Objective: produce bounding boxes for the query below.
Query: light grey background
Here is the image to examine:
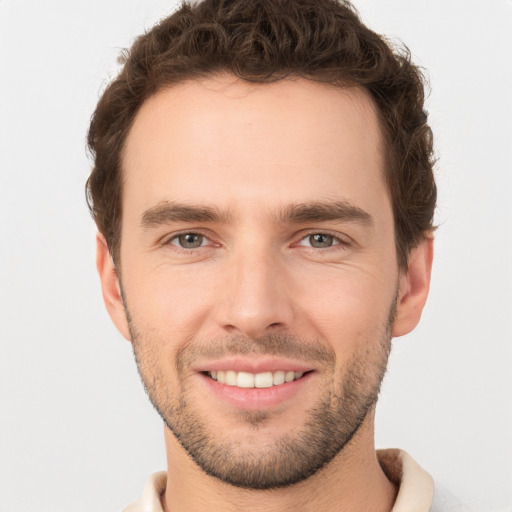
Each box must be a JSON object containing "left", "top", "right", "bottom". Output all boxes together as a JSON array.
[{"left": 0, "top": 1, "right": 510, "bottom": 511}]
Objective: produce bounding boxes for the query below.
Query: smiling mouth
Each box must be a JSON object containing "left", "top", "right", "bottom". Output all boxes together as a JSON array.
[{"left": 205, "top": 370, "right": 309, "bottom": 389}]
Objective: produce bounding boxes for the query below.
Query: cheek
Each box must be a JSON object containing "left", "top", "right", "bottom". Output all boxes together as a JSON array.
[
  {"left": 122, "top": 262, "right": 218, "bottom": 340},
  {"left": 294, "top": 267, "right": 397, "bottom": 353}
]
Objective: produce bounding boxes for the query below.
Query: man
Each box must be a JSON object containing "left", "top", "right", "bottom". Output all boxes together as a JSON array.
[{"left": 86, "top": 0, "right": 467, "bottom": 510}]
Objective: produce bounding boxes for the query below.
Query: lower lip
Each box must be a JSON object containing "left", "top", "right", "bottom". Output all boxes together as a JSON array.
[{"left": 199, "top": 372, "right": 314, "bottom": 410}]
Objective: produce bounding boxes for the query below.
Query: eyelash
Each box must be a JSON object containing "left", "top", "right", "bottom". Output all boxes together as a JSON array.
[
  {"left": 296, "top": 231, "right": 351, "bottom": 250},
  {"left": 164, "top": 231, "right": 214, "bottom": 250}
]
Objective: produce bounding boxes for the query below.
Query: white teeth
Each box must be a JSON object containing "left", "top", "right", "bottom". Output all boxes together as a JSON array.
[
  {"left": 209, "top": 369, "right": 306, "bottom": 388},
  {"left": 273, "top": 370, "right": 285, "bottom": 385},
  {"left": 255, "top": 372, "right": 273, "bottom": 388},
  {"left": 237, "top": 371, "right": 255, "bottom": 388},
  {"left": 225, "top": 370, "right": 237, "bottom": 386}
]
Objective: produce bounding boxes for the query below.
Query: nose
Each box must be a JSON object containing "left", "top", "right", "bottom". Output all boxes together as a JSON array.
[{"left": 216, "top": 248, "right": 294, "bottom": 339}]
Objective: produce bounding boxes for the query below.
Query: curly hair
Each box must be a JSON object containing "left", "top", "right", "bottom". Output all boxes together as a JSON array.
[{"left": 86, "top": 0, "right": 436, "bottom": 269}]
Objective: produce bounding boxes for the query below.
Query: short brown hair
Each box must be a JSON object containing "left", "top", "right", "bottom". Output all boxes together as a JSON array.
[{"left": 86, "top": 0, "right": 436, "bottom": 268}]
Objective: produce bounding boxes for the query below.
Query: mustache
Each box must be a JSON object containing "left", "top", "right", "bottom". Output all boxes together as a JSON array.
[{"left": 176, "top": 333, "right": 336, "bottom": 369}]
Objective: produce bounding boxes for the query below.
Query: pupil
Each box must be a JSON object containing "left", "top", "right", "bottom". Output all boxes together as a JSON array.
[
  {"left": 180, "top": 234, "right": 202, "bottom": 248},
  {"left": 311, "top": 234, "right": 332, "bottom": 248}
]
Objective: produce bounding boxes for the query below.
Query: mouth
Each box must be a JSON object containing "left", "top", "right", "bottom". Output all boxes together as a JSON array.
[
  {"left": 205, "top": 370, "right": 308, "bottom": 389},
  {"left": 195, "top": 358, "right": 316, "bottom": 409}
]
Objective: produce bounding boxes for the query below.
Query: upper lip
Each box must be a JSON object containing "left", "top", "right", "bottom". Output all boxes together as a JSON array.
[{"left": 192, "top": 357, "right": 315, "bottom": 374}]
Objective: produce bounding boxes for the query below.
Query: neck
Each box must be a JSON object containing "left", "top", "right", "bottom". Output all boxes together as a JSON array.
[{"left": 162, "top": 413, "right": 397, "bottom": 512}]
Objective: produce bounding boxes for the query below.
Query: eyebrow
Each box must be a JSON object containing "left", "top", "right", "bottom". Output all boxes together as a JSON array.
[
  {"left": 277, "top": 201, "right": 373, "bottom": 226},
  {"left": 140, "top": 200, "right": 372, "bottom": 229},
  {"left": 140, "top": 201, "right": 233, "bottom": 228}
]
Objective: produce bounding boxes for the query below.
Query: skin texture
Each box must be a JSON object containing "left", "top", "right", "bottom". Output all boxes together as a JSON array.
[{"left": 97, "top": 75, "right": 433, "bottom": 512}]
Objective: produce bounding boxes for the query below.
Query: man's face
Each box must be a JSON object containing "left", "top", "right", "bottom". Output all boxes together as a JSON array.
[{"left": 103, "top": 76, "right": 417, "bottom": 488}]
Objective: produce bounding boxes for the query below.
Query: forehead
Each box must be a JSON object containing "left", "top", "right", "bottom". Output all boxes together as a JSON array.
[{"left": 122, "top": 75, "right": 388, "bottom": 220}]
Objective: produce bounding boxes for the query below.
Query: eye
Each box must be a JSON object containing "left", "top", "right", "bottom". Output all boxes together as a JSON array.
[
  {"left": 298, "top": 233, "right": 340, "bottom": 249},
  {"left": 169, "top": 233, "right": 208, "bottom": 249}
]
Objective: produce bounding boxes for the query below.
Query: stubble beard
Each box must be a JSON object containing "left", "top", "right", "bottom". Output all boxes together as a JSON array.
[{"left": 126, "top": 298, "right": 396, "bottom": 490}]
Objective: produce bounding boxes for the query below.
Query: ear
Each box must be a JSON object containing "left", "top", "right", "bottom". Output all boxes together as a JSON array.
[
  {"left": 393, "top": 236, "right": 434, "bottom": 337},
  {"left": 96, "top": 233, "right": 131, "bottom": 341}
]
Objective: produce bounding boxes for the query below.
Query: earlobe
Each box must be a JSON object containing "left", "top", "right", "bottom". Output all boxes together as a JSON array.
[
  {"left": 96, "top": 233, "right": 132, "bottom": 341},
  {"left": 393, "top": 236, "right": 434, "bottom": 338}
]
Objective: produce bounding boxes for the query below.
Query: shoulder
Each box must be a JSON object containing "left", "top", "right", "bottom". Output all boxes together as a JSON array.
[
  {"left": 377, "top": 449, "right": 473, "bottom": 512},
  {"left": 122, "top": 471, "right": 167, "bottom": 512},
  {"left": 431, "top": 482, "right": 475, "bottom": 512}
]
